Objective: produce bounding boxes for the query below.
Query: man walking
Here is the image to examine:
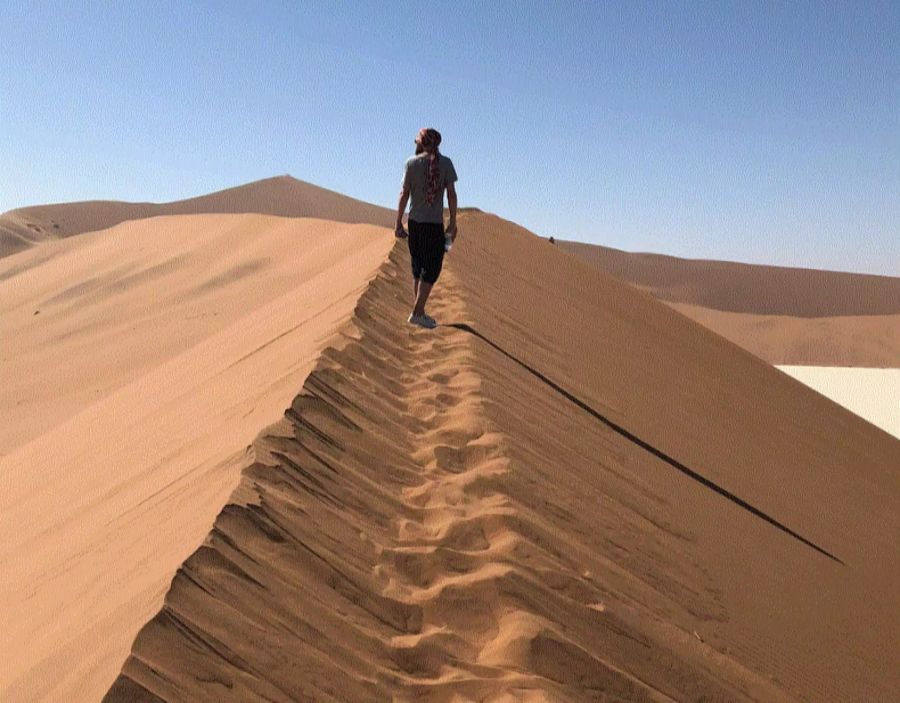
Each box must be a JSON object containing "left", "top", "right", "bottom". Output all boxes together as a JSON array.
[{"left": 395, "top": 127, "right": 458, "bottom": 329}]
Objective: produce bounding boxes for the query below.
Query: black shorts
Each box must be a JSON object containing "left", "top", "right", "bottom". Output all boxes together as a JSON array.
[{"left": 407, "top": 219, "right": 445, "bottom": 284}]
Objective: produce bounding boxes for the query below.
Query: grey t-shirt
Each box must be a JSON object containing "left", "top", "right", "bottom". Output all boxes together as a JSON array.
[{"left": 403, "top": 153, "right": 458, "bottom": 224}]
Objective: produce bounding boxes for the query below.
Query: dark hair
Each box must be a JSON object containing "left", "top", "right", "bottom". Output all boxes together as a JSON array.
[{"left": 416, "top": 127, "right": 442, "bottom": 153}]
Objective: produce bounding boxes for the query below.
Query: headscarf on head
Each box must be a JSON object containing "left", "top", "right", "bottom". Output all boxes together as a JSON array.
[{"left": 416, "top": 128, "right": 442, "bottom": 206}]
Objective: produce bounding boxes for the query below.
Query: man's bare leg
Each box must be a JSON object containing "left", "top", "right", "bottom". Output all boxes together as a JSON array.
[
  {"left": 413, "top": 277, "right": 420, "bottom": 301},
  {"left": 413, "top": 280, "right": 433, "bottom": 317}
]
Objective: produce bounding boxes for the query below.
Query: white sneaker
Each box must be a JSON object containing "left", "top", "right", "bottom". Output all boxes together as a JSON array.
[{"left": 408, "top": 312, "right": 437, "bottom": 329}]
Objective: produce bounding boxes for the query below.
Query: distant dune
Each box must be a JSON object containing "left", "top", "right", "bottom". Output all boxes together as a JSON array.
[
  {"left": 556, "top": 240, "right": 900, "bottom": 316},
  {"left": 0, "top": 175, "right": 395, "bottom": 258},
  {"left": 558, "top": 240, "right": 900, "bottom": 367},
  {"left": 666, "top": 301, "right": 900, "bottom": 368},
  {"left": 2, "top": 185, "right": 898, "bottom": 702}
]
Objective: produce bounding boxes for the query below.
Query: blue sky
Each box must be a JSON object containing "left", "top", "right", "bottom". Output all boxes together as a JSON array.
[{"left": 2, "top": 1, "right": 897, "bottom": 274}]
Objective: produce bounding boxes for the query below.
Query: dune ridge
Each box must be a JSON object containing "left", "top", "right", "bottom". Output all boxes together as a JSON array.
[
  {"left": 103, "top": 212, "right": 899, "bottom": 702},
  {"left": 105, "top": 247, "right": 777, "bottom": 702}
]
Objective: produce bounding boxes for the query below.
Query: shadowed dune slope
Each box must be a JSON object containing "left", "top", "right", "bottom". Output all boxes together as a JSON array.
[
  {"left": 105, "top": 212, "right": 899, "bottom": 702},
  {"left": 0, "top": 214, "right": 394, "bottom": 703},
  {"left": 0, "top": 175, "right": 394, "bottom": 258},
  {"left": 558, "top": 240, "right": 900, "bottom": 367}
]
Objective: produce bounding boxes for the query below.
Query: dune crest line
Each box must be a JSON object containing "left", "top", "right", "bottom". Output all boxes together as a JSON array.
[
  {"left": 100, "top": 209, "right": 900, "bottom": 702},
  {"left": 104, "top": 242, "right": 791, "bottom": 702}
]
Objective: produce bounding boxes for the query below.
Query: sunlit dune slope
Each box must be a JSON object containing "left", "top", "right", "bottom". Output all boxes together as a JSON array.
[
  {"left": 105, "top": 212, "right": 899, "bottom": 702},
  {"left": 0, "top": 213, "right": 393, "bottom": 453},
  {"left": 556, "top": 240, "right": 900, "bottom": 316},
  {"left": 666, "top": 300, "right": 900, "bottom": 367},
  {"left": 0, "top": 175, "right": 394, "bottom": 258},
  {"left": 0, "top": 213, "right": 394, "bottom": 703},
  {"left": 558, "top": 239, "right": 900, "bottom": 367}
]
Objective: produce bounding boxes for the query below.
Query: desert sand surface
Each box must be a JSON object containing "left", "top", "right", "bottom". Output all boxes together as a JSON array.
[
  {"left": 2, "top": 185, "right": 898, "bottom": 702},
  {"left": 558, "top": 239, "right": 900, "bottom": 368},
  {"left": 776, "top": 366, "right": 900, "bottom": 440},
  {"left": 0, "top": 213, "right": 394, "bottom": 701},
  {"left": 80, "top": 209, "right": 898, "bottom": 701},
  {"left": 0, "top": 175, "right": 394, "bottom": 259}
]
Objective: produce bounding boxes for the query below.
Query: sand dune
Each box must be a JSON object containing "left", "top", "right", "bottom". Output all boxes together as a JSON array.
[
  {"left": 667, "top": 301, "right": 900, "bottom": 367},
  {"left": 0, "top": 175, "right": 394, "bottom": 259},
  {"left": 556, "top": 240, "right": 900, "bottom": 316},
  {"left": 558, "top": 240, "right": 900, "bottom": 367},
  {"left": 3, "top": 181, "right": 898, "bottom": 701},
  {"left": 0, "top": 213, "right": 394, "bottom": 702},
  {"left": 89, "top": 211, "right": 899, "bottom": 701}
]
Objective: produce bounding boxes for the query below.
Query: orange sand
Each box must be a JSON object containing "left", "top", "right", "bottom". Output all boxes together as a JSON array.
[
  {"left": 0, "top": 213, "right": 393, "bottom": 701},
  {"left": 1, "top": 186, "right": 897, "bottom": 702}
]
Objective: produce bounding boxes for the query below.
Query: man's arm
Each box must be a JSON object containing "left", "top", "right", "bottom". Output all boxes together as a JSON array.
[
  {"left": 396, "top": 184, "right": 410, "bottom": 237},
  {"left": 446, "top": 181, "right": 458, "bottom": 239}
]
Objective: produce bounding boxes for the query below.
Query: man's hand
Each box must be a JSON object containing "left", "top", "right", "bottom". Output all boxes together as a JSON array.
[
  {"left": 396, "top": 184, "right": 411, "bottom": 238},
  {"left": 446, "top": 221, "right": 458, "bottom": 242}
]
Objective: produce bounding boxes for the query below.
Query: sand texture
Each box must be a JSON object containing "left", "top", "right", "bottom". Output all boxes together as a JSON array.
[
  {"left": 77, "top": 211, "right": 900, "bottom": 701},
  {"left": 0, "top": 176, "right": 394, "bottom": 259},
  {"left": 0, "top": 213, "right": 394, "bottom": 701},
  {"left": 558, "top": 240, "right": 900, "bottom": 367}
]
